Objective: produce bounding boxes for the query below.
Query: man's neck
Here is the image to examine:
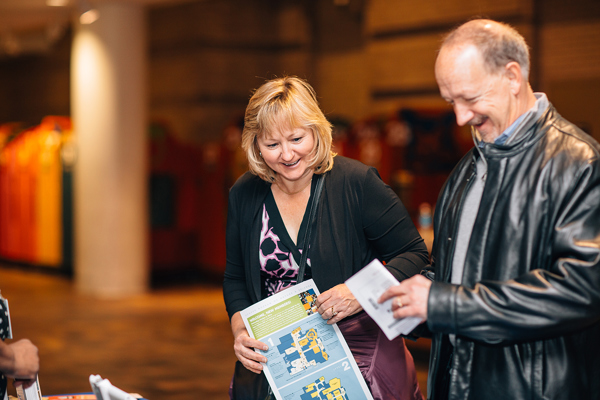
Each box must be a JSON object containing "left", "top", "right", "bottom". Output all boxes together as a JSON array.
[{"left": 522, "top": 85, "right": 538, "bottom": 115}]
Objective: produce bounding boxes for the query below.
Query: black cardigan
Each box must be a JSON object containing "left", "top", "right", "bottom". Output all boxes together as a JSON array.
[{"left": 223, "top": 156, "right": 429, "bottom": 319}]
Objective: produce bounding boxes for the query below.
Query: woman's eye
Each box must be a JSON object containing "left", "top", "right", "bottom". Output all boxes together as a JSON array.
[
  {"left": 266, "top": 143, "right": 277, "bottom": 148},
  {"left": 292, "top": 137, "right": 302, "bottom": 143}
]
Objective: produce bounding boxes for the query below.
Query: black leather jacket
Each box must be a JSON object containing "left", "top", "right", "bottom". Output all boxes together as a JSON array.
[{"left": 426, "top": 105, "right": 600, "bottom": 400}]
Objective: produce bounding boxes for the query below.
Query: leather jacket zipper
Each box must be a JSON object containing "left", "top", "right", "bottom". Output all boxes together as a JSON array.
[{"left": 442, "top": 158, "right": 477, "bottom": 283}]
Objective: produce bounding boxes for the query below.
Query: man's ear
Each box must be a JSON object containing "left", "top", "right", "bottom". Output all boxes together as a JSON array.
[{"left": 504, "top": 61, "right": 523, "bottom": 95}]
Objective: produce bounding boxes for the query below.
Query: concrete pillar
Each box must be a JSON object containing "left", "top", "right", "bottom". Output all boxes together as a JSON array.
[{"left": 71, "top": 1, "right": 148, "bottom": 296}]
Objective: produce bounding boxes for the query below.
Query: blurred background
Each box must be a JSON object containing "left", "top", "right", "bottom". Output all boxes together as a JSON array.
[{"left": 0, "top": 0, "right": 598, "bottom": 399}]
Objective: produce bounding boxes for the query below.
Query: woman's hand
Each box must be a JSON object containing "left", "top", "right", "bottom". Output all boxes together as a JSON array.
[
  {"left": 231, "top": 312, "right": 269, "bottom": 374},
  {"left": 316, "top": 284, "right": 362, "bottom": 325}
]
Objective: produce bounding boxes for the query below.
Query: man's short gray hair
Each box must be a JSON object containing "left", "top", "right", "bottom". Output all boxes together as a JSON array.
[{"left": 442, "top": 19, "right": 531, "bottom": 81}]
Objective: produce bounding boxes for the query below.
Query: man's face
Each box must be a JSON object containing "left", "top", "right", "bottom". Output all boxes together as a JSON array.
[{"left": 435, "top": 45, "right": 517, "bottom": 143}]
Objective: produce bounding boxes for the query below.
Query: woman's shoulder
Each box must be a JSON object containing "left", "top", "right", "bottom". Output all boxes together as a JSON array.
[
  {"left": 230, "top": 171, "right": 270, "bottom": 199},
  {"left": 330, "top": 155, "right": 374, "bottom": 175},
  {"left": 232, "top": 170, "right": 261, "bottom": 187},
  {"left": 329, "top": 156, "right": 380, "bottom": 183}
]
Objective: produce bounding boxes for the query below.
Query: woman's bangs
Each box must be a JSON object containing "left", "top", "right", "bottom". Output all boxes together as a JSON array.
[{"left": 259, "top": 102, "right": 304, "bottom": 136}]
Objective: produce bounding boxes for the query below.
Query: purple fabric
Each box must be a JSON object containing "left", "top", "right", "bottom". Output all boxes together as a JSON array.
[
  {"left": 259, "top": 204, "right": 307, "bottom": 296},
  {"left": 338, "top": 311, "right": 424, "bottom": 400}
]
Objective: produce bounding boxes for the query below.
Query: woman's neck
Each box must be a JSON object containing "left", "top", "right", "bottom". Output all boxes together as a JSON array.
[{"left": 273, "top": 172, "right": 314, "bottom": 196}]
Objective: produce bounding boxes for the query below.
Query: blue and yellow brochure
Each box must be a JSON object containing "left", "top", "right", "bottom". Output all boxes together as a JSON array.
[{"left": 241, "top": 279, "right": 373, "bottom": 400}]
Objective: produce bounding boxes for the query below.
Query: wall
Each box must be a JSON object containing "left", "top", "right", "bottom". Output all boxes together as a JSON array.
[
  {"left": 0, "top": 0, "right": 598, "bottom": 275},
  {"left": 539, "top": 0, "right": 600, "bottom": 139},
  {"left": 148, "top": 0, "right": 313, "bottom": 144},
  {"left": 314, "top": 0, "right": 600, "bottom": 140},
  {"left": 0, "top": 0, "right": 598, "bottom": 141},
  {"left": 0, "top": 31, "right": 71, "bottom": 126},
  {"left": 317, "top": 0, "right": 536, "bottom": 121}
]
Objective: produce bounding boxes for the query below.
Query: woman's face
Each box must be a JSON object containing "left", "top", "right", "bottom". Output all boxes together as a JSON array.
[{"left": 256, "top": 126, "right": 315, "bottom": 183}]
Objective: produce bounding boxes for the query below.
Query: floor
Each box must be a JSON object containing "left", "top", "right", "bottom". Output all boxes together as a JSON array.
[{"left": 0, "top": 266, "right": 430, "bottom": 400}]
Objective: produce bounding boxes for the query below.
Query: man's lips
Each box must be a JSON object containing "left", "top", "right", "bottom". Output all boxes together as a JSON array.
[{"left": 470, "top": 115, "right": 488, "bottom": 127}]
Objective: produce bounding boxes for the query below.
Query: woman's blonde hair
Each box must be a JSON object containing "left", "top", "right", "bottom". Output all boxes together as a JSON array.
[{"left": 242, "top": 76, "right": 335, "bottom": 182}]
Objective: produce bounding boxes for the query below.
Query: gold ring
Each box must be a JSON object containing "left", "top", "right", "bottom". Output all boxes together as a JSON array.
[
  {"left": 331, "top": 306, "right": 338, "bottom": 317},
  {"left": 397, "top": 298, "right": 404, "bottom": 308}
]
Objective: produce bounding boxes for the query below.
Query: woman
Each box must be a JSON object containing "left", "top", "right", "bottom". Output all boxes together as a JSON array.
[{"left": 224, "top": 76, "right": 428, "bottom": 400}]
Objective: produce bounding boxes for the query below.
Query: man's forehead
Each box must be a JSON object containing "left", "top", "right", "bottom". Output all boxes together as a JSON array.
[
  {"left": 439, "top": 43, "right": 483, "bottom": 67},
  {"left": 437, "top": 45, "right": 487, "bottom": 83},
  {"left": 436, "top": 51, "right": 490, "bottom": 100}
]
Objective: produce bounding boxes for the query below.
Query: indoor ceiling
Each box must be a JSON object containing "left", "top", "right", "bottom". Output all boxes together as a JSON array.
[{"left": 0, "top": 0, "right": 196, "bottom": 57}]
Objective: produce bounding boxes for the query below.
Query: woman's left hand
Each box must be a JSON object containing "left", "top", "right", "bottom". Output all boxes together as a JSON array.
[{"left": 316, "top": 284, "right": 362, "bottom": 325}]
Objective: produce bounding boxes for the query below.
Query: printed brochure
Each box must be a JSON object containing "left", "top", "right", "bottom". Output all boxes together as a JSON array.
[
  {"left": 345, "top": 259, "right": 421, "bottom": 341},
  {"left": 240, "top": 279, "right": 373, "bottom": 400}
]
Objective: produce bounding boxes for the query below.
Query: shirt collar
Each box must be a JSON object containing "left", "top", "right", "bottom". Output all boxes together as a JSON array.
[
  {"left": 476, "top": 93, "right": 549, "bottom": 148},
  {"left": 494, "top": 93, "right": 549, "bottom": 146}
]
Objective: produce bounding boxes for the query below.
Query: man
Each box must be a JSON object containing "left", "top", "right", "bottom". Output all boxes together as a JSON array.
[{"left": 380, "top": 19, "right": 600, "bottom": 400}]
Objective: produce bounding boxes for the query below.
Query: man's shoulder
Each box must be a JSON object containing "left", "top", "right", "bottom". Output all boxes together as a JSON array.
[
  {"left": 551, "top": 113, "right": 600, "bottom": 156},
  {"left": 545, "top": 107, "right": 600, "bottom": 161}
]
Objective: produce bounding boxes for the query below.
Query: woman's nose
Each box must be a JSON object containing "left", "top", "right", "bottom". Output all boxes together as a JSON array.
[{"left": 280, "top": 144, "right": 294, "bottom": 161}]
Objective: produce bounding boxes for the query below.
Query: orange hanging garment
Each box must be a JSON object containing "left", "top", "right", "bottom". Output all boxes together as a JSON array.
[{"left": 35, "top": 116, "right": 70, "bottom": 267}]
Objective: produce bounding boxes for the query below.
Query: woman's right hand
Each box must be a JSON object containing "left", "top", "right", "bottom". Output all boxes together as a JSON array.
[{"left": 231, "top": 312, "right": 269, "bottom": 374}]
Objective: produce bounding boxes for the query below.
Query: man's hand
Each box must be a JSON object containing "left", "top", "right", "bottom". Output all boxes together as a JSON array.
[{"left": 378, "top": 275, "right": 432, "bottom": 322}]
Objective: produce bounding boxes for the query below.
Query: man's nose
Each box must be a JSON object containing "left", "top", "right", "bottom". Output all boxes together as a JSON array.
[{"left": 454, "top": 103, "right": 474, "bottom": 126}]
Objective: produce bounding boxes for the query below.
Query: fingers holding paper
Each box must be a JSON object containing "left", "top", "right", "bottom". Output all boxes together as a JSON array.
[
  {"left": 4, "top": 339, "right": 39, "bottom": 383},
  {"left": 378, "top": 275, "right": 432, "bottom": 322},
  {"left": 316, "top": 284, "right": 363, "bottom": 325},
  {"left": 231, "top": 312, "right": 269, "bottom": 373}
]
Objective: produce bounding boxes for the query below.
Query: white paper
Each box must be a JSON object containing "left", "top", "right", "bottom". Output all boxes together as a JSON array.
[
  {"left": 16, "top": 377, "right": 42, "bottom": 400},
  {"left": 345, "top": 259, "right": 421, "bottom": 340},
  {"left": 240, "top": 279, "right": 374, "bottom": 400}
]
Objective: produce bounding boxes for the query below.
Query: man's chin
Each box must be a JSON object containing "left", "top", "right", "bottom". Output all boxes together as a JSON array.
[
  {"left": 480, "top": 132, "right": 500, "bottom": 143},
  {"left": 473, "top": 127, "right": 498, "bottom": 143}
]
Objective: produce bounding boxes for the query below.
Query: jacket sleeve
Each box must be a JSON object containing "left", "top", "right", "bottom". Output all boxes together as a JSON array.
[
  {"left": 428, "top": 158, "right": 600, "bottom": 344},
  {"left": 223, "top": 184, "right": 254, "bottom": 321},
  {"left": 361, "top": 167, "right": 430, "bottom": 281}
]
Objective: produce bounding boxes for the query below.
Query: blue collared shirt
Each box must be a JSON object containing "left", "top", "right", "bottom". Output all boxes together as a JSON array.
[
  {"left": 478, "top": 93, "right": 549, "bottom": 147},
  {"left": 494, "top": 113, "right": 528, "bottom": 145}
]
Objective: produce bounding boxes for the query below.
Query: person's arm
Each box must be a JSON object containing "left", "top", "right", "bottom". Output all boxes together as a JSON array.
[
  {"left": 426, "top": 158, "right": 600, "bottom": 344},
  {"left": 362, "top": 167, "right": 430, "bottom": 280},
  {"left": 230, "top": 312, "right": 268, "bottom": 374},
  {"left": 316, "top": 283, "right": 362, "bottom": 325},
  {"left": 0, "top": 339, "right": 39, "bottom": 387},
  {"left": 223, "top": 183, "right": 254, "bottom": 320},
  {"left": 223, "top": 179, "right": 270, "bottom": 371},
  {"left": 317, "top": 166, "right": 429, "bottom": 325}
]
